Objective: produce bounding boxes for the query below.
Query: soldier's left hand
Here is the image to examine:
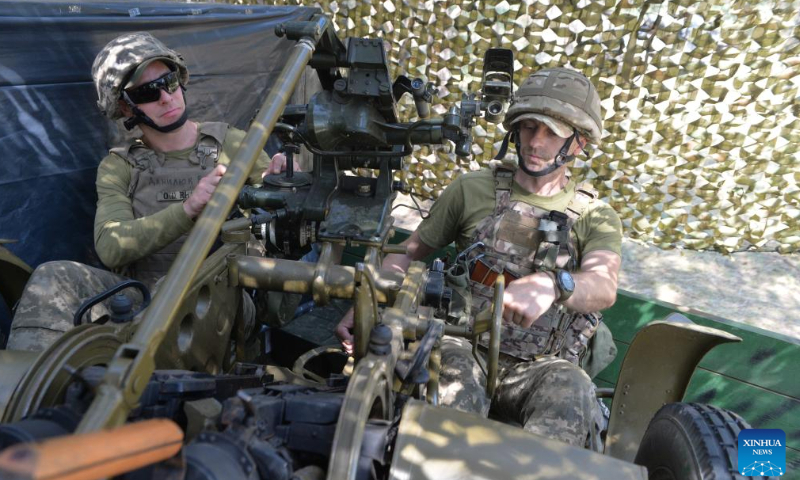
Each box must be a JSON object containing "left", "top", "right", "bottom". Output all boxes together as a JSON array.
[{"left": 501, "top": 272, "right": 558, "bottom": 328}]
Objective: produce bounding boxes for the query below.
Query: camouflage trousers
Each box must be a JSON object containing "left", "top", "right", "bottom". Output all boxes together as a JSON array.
[
  {"left": 7, "top": 261, "right": 141, "bottom": 351},
  {"left": 7, "top": 260, "right": 257, "bottom": 353},
  {"left": 438, "top": 336, "right": 597, "bottom": 448}
]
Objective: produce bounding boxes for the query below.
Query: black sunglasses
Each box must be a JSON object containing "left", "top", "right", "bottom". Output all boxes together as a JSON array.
[{"left": 124, "top": 70, "right": 181, "bottom": 104}]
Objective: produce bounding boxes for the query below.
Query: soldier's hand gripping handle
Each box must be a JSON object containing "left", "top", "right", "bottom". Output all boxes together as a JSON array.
[{"left": 183, "top": 164, "right": 227, "bottom": 219}]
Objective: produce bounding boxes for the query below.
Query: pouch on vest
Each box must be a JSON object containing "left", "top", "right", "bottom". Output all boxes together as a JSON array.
[
  {"left": 580, "top": 319, "right": 617, "bottom": 379},
  {"left": 533, "top": 211, "right": 570, "bottom": 271}
]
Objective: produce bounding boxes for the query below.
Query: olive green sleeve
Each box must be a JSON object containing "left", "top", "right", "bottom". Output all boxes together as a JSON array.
[
  {"left": 221, "top": 127, "right": 271, "bottom": 185},
  {"left": 417, "top": 176, "right": 467, "bottom": 250},
  {"left": 573, "top": 201, "right": 623, "bottom": 259},
  {"left": 93, "top": 154, "right": 195, "bottom": 269}
]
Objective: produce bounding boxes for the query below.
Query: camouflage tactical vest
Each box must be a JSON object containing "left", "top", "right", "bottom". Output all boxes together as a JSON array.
[
  {"left": 110, "top": 122, "right": 228, "bottom": 287},
  {"left": 468, "top": 165, "right": 602, "bottom": 364}
]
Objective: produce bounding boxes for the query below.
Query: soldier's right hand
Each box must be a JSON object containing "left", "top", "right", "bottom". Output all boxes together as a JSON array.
[
  {"left": 264, "top": 152, "right": 302, "bottom": 177},
  {"left": 183, "top": 164, "right": 226, "bottom": 219},
  {"left": 335, "top": 308, "right": 355, "bottom": 356}
]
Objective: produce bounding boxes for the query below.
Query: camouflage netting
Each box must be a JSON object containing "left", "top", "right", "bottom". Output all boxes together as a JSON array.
[{"left": 231, "top": 0, "right": 800, "bottom": 253}]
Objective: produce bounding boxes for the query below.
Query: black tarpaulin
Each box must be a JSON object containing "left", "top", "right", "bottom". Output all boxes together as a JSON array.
[{"left": 0, "top": 0, "right": 316, "bottom": 270}]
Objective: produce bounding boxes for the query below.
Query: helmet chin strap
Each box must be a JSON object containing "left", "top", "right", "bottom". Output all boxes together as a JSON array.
[
  {"left": 517, "top": 131, "right": 576, "bottom": 177},
  {"left": 494, "top": 125, "right": 591, "bottom": 177},
  {"left": 507, "top": 126, "right": 580, "bottom": 178},
  {"left": 122, "top": 88, "right": 189, "bottom": 133}
]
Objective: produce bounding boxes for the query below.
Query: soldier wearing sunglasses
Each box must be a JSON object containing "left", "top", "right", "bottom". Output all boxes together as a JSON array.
[
  {"left": 6, "top": 32, "right": 278, "bottom": 352},
  {"left": 88, "top": 31, "right": 282, "bottom": 287}
]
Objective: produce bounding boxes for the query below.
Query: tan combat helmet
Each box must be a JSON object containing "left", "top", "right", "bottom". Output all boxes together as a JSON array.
[
  {"left": 504, "top": 67, "right": 602, "bottom": 144},
  {"left": 91, "top": 32, "right": 188, "bottom": 121}
]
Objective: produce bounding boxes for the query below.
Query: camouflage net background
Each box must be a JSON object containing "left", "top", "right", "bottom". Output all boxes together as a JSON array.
[{"left": 235, "top": 0, "right": 800, "bottom": 253}]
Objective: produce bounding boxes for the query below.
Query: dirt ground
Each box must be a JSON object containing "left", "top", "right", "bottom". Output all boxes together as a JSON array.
[
  {"left": 618, "top": 238, "right": 800, "bottom": 341},
  {"left": 391, "top": 194, "right": 800, "bottom": 342}
]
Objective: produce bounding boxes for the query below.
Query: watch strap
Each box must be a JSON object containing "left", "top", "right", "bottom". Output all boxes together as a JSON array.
[{"left": 544, "top": 271, "right": 561, "bottom": 302}]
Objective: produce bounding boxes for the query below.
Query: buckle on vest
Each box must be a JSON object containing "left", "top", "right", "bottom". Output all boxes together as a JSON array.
[
  {"left": 196, "top": 145, "right": 218, "bottom": 169},
  {"left": 455, "top": 241, "right": 485, "bottom": 266}
]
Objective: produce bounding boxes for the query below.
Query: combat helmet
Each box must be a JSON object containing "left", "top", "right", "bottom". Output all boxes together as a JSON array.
[
  {"left": 504, "top": 68, "right": 602, "bottom": 143},
  {"left": 91, "top": 32, "right": 189, "bottom": 131},
  {"left": 495, "top": 67, "right": 602, "bottom": 177}
]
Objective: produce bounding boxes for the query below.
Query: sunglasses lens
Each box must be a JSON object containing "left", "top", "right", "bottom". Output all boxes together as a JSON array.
[
  {"left": 164, "top": 71, "right": 180, "bottom": 93},
  {"left": 125, "top": 71, "right": 180, "bottom": 104}
]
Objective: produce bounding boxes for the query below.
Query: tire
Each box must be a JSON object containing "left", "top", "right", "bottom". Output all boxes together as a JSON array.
[{"left": 634, "top": 402, "right": 770, "bottom": 480}]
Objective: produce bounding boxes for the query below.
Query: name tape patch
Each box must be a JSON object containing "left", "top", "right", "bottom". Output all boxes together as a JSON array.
[{"left": 158, "top": 190, "right": 193, "bottom": 202}]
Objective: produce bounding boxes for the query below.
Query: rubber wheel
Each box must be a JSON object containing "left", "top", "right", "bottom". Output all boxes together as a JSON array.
[{"left": 635, "top": 403, "right": 764, "bottom": 480}]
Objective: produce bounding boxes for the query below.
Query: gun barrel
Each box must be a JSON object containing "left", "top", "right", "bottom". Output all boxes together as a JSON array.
[
  {"left": 230, "top": 255, "right": 402, "bottom": 305},
  {"left": 384, "top": 121, "right": 444, "bottom": 146}
]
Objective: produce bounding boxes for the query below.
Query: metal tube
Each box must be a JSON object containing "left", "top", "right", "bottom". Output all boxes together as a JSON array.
[
  {"left": 77, "top": 38, "right": 317, "bottom": 434},
  {"left": 221, "top": 217, "right": 251, "bottom": 233},
  {"left": 363, "top": 246, "right": 380, "bottom": 268},
  {"left": 427, "top": 346, "right": 440, "bottom": 406},
  {"left": 381, "top": 244, "right": 407, "bottom": 255},
  {"left": 312, "top": 242, "right": 333, "bottom": 306},
  {"left": 232, "top": 256, "right": 401, "bottom": 305}
]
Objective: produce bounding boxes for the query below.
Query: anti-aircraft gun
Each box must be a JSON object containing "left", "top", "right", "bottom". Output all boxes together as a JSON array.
[
  {"left": 0, "top": 12, "right": 750, "bottom": 480},
  {"left": 234, "top": 25, "right": 514, "bottom": 261}
]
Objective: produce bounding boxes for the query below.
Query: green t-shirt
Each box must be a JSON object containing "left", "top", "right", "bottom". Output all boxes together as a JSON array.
[
  {"left": 94, "top": 125, "right": 269, "bottom": 269},
  {"left": 417, "top": 169, "right": 622, "bottom": 262}
]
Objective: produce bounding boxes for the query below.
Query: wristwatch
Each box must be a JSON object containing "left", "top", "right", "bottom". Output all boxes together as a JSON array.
[{"left": 553, "top": 269, "right": 575, "bottom": 302}]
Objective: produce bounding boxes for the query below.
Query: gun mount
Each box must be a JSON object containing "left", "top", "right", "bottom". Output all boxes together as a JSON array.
[{"left": 237, "top": 30, "right": 513, "bottom": 258}]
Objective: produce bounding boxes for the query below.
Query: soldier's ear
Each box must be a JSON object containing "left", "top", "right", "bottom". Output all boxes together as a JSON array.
[
  {"left": 573, "top": 135, "right": 590, "bottom": 156},
  {"left": 119, "top": 99, "right": 133, "bottom": 118}
]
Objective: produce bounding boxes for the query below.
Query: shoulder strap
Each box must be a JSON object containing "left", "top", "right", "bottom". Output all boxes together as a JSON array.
[
  {"left": 199, "top": 121, "right": 229, "bottom": 143},
  {"left": 110, "top": 140, "right": 158, "bottom": 198},
  {"left": 490, "top": 163, "right": 514, "bottom": 213},
  {"left": 193, "top": 122, "right": 229, "bottom": 169},
  {"left": 558, "top": 182, "right": 598, "bottom": 271},
  {"left": 565, "top": 182, "right": 598, "bottom": 223},
  {"left": 110, "top": 141, "right": 158, "bottom": 170}
]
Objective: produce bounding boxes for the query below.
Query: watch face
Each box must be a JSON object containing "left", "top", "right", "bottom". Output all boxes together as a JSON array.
[{"left": 558, "top": 270, "right": 575, "bottom": 292}]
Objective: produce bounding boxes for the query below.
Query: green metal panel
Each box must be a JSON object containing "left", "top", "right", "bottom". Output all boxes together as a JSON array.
[
  {"left": 603, "top": 291, "right": 800, "bottom": 400},
  {"left": 686, "top": 369, "right": 800, "bottom": 449},
  {"left": 788, "top": 450, "right": 800, "bottom": 480}
]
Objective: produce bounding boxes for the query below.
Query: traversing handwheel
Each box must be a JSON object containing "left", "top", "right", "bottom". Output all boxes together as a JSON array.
[
  {"left": 292, "top": 345, "right": 350, "bottom": 384},
  {"left": 472, "top": 275, "right": 503, "bottom": 398},
  {"left": 486, "top": 275, "right": 503, "bottom": 398},
  {"left": 327, "top": 356, "right": 393, "bottom": 480}
]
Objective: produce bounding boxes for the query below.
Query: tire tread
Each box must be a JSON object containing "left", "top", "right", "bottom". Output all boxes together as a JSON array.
[{"left": 635, "top": 402, "right": 775, "bottom": 480}]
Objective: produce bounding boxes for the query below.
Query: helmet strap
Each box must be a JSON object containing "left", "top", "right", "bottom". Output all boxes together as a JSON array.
[
  {"left": 121, "top": 88, "right": 189, "bottom": 133},
  {"left": 516, "top": 128, "right": 579, "bottom": 178},
  {"left": 494, "top": 130, "right": 515, "bottom": 160}
]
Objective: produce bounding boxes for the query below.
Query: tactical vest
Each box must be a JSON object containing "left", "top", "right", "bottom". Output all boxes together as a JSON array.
[
  {"left": 110, "top": 122, "right": 228, "bottom": 287},
  {"left": 467, "top": 165, "right": 602, "bottom": 364}
]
